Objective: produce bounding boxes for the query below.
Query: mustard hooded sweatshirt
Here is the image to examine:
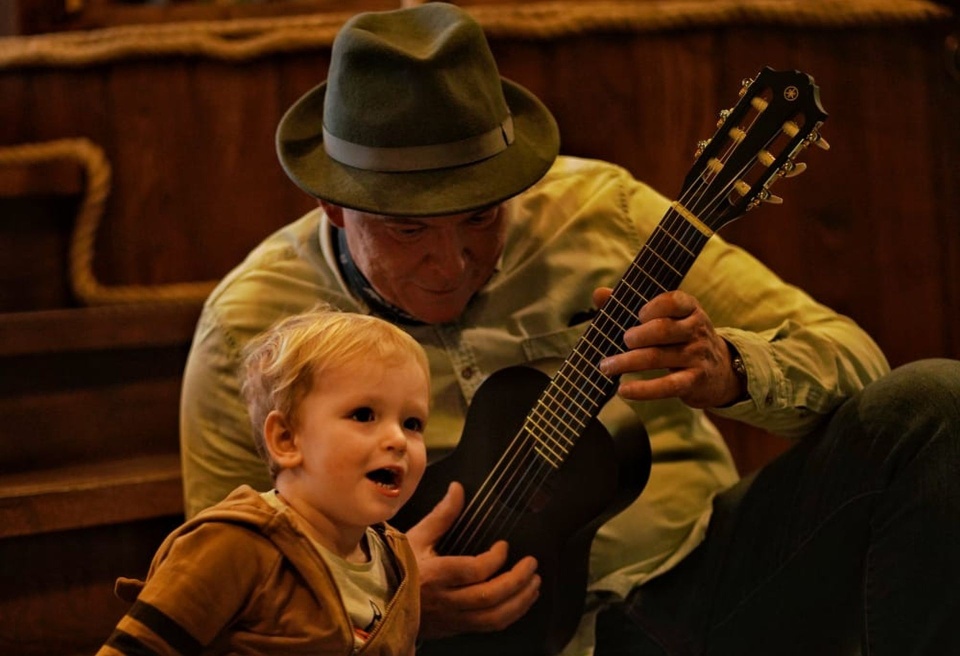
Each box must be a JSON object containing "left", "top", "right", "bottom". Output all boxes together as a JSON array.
[{"left": 97, "top": 485, "right": 420, "bottom": 655}]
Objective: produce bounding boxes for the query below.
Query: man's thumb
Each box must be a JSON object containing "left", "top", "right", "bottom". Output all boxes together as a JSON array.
[{"left": 406, "top": 481, "right": 464, "bottom": 549}]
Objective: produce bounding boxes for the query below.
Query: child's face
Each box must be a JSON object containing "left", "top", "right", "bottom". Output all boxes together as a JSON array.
[{"left": 288, "top": 353, "right": 429, "bottom": 536}]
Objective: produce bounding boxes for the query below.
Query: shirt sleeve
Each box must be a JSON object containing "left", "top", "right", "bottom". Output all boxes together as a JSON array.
[
  {"left": 96, "top": 523, "right": 266, "bottom": 655},
  {"left": 614, "top": 165, "right": 889, "bottom": 437},
  {"left": 664, "top": 200, "right": 889, "bottom": 437},
  {"left": 180, "top": 307, "right": 273, "bottom": 518}
]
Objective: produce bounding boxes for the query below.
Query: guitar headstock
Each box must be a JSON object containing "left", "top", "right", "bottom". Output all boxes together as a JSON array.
[{"left": 680, "top": 67, "right": 828, "bottom": 234}]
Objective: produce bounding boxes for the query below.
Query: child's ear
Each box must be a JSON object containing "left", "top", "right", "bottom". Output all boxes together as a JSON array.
[{"left": 264, "top": 410, "right": 302, "bottom": 469}]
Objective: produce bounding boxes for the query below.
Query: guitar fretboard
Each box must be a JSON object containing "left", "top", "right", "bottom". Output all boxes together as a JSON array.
[{"left": 525, "top": 209, "right": 712, "bottom": 467}]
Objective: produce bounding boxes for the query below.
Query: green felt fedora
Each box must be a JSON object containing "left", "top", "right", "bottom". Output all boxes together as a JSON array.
[{"left": 276, "top": 2, "right": 560, "bottom": 217}]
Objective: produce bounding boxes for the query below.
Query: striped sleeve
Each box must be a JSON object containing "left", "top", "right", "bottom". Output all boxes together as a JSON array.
[{"left": 97, "top": 599, "right": 202, "bottom": 655}]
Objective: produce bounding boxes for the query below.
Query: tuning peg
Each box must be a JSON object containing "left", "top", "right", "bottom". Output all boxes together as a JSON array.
[
  {"left": 716, "top": 109, "right": 731, "bottom": 128},
  {"left": 695, "top": 139, "right": 710, "bottom": 158},
  {"left": 759, "top": 188, "right": 783, "bottom": 204},
  {"left": 779, "top": 160, "right": 807, "bottom": 178},
  {"left": 807, "top": 130, "right": 830, "bottom": 151}
]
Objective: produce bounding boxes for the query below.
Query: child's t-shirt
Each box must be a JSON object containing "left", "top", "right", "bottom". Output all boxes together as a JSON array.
[{"left": 261, "top": 490, "right": 399, "bottom": 649}]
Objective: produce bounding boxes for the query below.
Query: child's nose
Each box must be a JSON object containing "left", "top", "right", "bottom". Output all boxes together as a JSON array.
[{"left": 382, "top": 424, "right": 408, "bottom": 453}]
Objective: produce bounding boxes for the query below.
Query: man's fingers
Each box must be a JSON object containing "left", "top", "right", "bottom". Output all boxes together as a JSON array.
[
  {"left": 418, "top": 550, "right": 541, "bottom": 639},
  {"left": 592, "top": 286, "right": 613, "bottom": 309},
  {"left": 446, "top": 553, "right": 540, "bottom": 611}
]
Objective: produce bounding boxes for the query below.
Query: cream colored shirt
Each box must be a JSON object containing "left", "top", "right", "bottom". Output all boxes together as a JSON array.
[{"left": 180, "top": 156, "right": 889, "bottom": 653}]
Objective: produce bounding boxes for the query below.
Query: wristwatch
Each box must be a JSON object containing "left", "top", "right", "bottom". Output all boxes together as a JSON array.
[
  {"left": 726, "top": 341, "right": 749, "bottom": 403},
  {"left": 731, "top": 353, "right": 747, "bottom": 381}
]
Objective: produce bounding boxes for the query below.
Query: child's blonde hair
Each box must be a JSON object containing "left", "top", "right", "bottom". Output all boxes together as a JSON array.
[{"left": 240, "top": 306, "right": 430, "bottom": 478}]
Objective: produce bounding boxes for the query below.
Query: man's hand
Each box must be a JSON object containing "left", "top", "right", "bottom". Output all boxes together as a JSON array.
[
  {"left": 404, "top": 482, "right": 541, "bottom": 639},
  {"left": 594, "top": 288, "right": 744, "bottom": 408}
]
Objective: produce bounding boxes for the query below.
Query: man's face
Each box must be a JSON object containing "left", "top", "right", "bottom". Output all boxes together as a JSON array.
[{"left": 323, "top": 202, "right": 507, "bottom": 324}]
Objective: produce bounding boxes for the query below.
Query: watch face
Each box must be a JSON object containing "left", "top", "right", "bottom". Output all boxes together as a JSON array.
[{"left": 733, "top": 357, "right": 747, "bottom": 377}]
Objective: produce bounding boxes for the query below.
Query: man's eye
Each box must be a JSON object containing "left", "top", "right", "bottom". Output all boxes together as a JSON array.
[
  {"left": 351, "top": 407, "right": 375, "bottom": 422},
  {"left": 388, "top": 224, "right": 424, "bottom": 238},
  {"left": 403, "top": 417, "right": 424, "bottom": 433},
  {"left": 468, "top": 208, "right": 499, "bottom": 227}
]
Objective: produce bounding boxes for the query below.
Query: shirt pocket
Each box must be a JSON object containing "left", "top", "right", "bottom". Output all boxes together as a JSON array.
[{"left": 520, "top": 322, "right": 591, "bottom": 363}]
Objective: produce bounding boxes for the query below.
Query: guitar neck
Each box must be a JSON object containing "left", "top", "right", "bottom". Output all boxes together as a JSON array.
[{"left": 524, "top": 208, "right": 712, "bottom": 467}]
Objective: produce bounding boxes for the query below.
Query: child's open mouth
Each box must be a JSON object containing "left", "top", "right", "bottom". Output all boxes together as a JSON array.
[{"left": 366, "top": 467, "right": 402, "bottom": 491}]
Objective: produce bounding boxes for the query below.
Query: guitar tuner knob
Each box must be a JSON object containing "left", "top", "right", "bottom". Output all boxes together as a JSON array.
[
  {"left": 695, "top": 140, "right": 709, "bottom": 158},
  {"left": 779, "top": 161, "right": 807, "bottom": 178},
  {"left": 716, "top": 109, "right": 731, "bottom": 127},
  {"left": 758, "top": 188, "right": 784, "bottom": 205},
  {"left": 807, "top": 131, "right": 831, "bottom": 151}
]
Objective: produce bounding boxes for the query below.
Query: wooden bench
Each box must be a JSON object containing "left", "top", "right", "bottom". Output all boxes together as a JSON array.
[{"left": 0, "top": 305, "right": 197, "bottom": 654}]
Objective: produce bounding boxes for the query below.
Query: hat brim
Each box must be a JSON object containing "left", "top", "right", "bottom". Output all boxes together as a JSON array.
[{"left": 276, "top": 79, "right": 560, "bottom": 217}]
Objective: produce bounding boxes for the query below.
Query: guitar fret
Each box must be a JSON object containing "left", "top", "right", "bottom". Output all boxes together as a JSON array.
[
  {"left": 530, "top": 394, "right": 583, "bottom": 439},
  {"left": 581, "top": 324, "right": 624, "bottom": 357},
  {"left": 639, "top": 240, "right": 684, "bottom": 278},
  {"left": 541, "top": 383, "right": 595, "bottom": 428},
  {"left": 524, "top": 425, "right": 566, "bottom": 468},
  {"left": 597, "top": 308, "right": 632, "bottom": 335},
  {"left": 647, "top": 215, "right": 697, "bottom": 257},
  {"left": 606, "top": 293, "right": 643, "bottom": 320},
  {"left": 526, "top": 412, "right": 575, "bottom": 446},
  {"left": 557, "top": 362, "right": 606, "bottom": 398},
  {"left": 612, "top": 279, "right": 649, "bottom": 317},
  {"left": 530, "top": 404, "right": 581, "bottom": 442},
  {"left": 623, "top": 262, "right": 669, "bottom": 295}
]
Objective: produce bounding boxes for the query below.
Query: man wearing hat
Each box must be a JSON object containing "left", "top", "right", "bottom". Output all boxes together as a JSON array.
[{"left": 181, "top": 3, "right": 960, "bottom": 654}]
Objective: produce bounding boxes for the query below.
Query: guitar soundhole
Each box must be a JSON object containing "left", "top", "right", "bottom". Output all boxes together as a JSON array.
[{"left": 527, "top": 485, "right": 551, "bottom": 513}]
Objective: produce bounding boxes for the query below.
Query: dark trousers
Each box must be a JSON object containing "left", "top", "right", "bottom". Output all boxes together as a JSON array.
[{"left": 595, "top": 358, "right": 960, "bottom": 656}]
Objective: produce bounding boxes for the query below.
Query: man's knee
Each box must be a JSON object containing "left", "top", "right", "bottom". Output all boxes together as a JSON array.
[
  {"left": 857, "top": 358, "right": 960, "bottom": 425},
  {"left": 837, "top": 358, "right": 960, "bottom": 468}
]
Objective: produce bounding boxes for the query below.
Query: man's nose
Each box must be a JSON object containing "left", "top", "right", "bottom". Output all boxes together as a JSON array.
[{"left": 427, "top": 229, "right": 468, "bottom": 278}]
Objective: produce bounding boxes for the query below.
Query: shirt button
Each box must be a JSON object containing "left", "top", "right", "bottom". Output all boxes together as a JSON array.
[{"left": 461, "top": 367, "right": 475, "bottom": 380}]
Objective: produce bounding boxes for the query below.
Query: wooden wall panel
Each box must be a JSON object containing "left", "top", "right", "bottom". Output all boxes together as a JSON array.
[
  {"left": 3, "top": 10, "right": 955, "bottom": 363},
  {"left": 710, "top": 26, "right": 960, "bottom": 367}
]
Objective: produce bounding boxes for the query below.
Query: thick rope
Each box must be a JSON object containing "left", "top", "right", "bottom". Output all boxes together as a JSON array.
[
  {"left": 0, "top": 139, "right": 215, "bottom": 305},
  {"left": 0, "top": 0, "right": 952, "bottom": 69}
]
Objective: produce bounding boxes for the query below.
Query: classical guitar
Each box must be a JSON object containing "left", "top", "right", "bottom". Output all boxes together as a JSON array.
[{"left": 392, "top": 67, "right": 829, "bottom": 655}]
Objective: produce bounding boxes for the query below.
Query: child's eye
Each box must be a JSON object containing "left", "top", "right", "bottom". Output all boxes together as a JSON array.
[
  {"left": 351, "top": 407, "right": 375, "bottom": 422},
  {"left": 403, "top": 417, "right": 424, "bottom": 433}
]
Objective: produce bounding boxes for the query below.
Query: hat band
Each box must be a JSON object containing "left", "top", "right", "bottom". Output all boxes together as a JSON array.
[{"left": 322, "top": 115, "right": 515, "bottom": 172}]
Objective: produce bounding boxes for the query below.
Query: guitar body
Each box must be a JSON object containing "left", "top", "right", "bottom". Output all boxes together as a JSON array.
[{"left": 392, "top": 365, "right": 651, "bottom": 656}]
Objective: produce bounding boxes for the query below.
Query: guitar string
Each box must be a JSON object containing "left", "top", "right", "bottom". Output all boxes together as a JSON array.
[{"left": 439, "top": 93, "right": 792, "bottom": 556}]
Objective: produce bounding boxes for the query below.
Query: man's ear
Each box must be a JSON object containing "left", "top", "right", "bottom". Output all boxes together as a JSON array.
[
  {"left": 319, "top": 200, "right": 345, "bottom": 228},
  {"left": 264, "top": 410, "right": 302, "bottom": 470}
]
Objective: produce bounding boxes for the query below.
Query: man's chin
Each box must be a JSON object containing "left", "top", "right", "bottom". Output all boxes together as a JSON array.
[
  {"left": 402, "top": 296, "right": 470, "bottom": 325},
  {"left": 411, "top": 308, "right": 466, "bottom": 325}
]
